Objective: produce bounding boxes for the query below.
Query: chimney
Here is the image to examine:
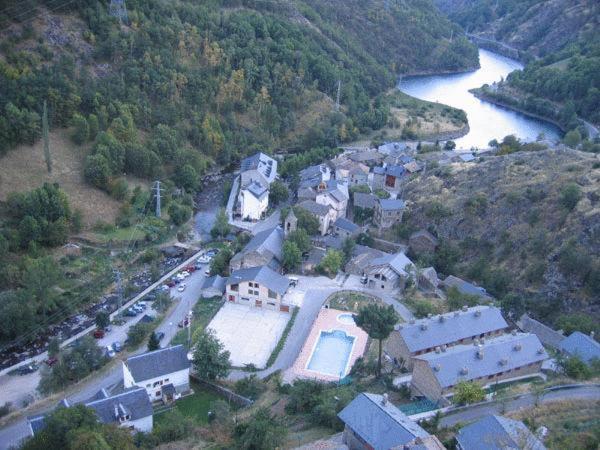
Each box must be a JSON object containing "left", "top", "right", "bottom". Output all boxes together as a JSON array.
[
  {"left": 511, "top": 329, "right": 517, "bottom": 336},
  {"left": 591, "top": 331, "right": 595, "bottom": 339},
  {"left": 420, "top": 323, "right": 428, "bottom": 331},
  {"left": 513, "top": 343, "right": 522, "bottom": 352},
  {"left": 441, "top": 344, "right": 447, "bottom": 352},
  {"left": 462, "top": 305, "right": 468, "bottom": 312},
  {"left": 433, "top": 364, "right": 441, "bottom": 372},
  {"left": 409, "top": 318, "right": 416, "bottom": 325},
  {"left": 439, "top": 315, "right": 445, "bottom": 323},
  {"left": 435, "top": 346, "right": 441, "bottom": 353},
  {"left": 454, "top": 311, "right": 460, "bottom": 317},
  {"left": 499, "top": 358, "right": 508, "bottom": 366},
  {"left": 474, "top": 310, "right": 482, "bottom": 317},
  {"left": 473, "top": 338, "right": 480, "bottom": 346},
  {"left": 427, "top": 313, "right": 433, "bottom": 319},
  {"left": 382, "top": 393, "right": 389, "bottom": 405},
  {"left": 476, "top": 349, "right": 484, "bottom": 359},
  {"left": 537, "top": 348, "right": 545, "bottom": 355},
  {"left": 460, "top": 367, "right": 469, "bottom": 375}
]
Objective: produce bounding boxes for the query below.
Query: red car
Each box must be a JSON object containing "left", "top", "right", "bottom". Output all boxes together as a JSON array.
[
  {"left": 93, "top": 329, "right": 105, "bottom": 339},
  {"left": 45, "top": 357, "right": 58, "bottom": 367},
  {"left": 166, "top": 280, "right": 176, "bottom": 288},
  {"left": 186, "top": 266, "right": 197, "bottom": 273}
]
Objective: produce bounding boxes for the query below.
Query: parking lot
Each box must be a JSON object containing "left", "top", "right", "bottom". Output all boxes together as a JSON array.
[{"left": 207, "top": 303, "right": 290, "bottom": 368}]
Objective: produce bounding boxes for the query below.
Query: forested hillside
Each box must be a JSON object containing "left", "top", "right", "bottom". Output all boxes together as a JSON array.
[{"left": 0, "top": 0, "right": 477, "bottom": 181}]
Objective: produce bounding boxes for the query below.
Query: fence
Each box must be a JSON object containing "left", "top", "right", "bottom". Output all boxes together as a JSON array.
[{"left": 190, "top": 374, "right": 254, "bottom": 408}]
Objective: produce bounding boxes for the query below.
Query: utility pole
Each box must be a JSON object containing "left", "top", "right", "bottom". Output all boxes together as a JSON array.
[
  {"left": 153, "top": 180, "right": 164, "bottom": 218},
  {"left": 109, "top": 0, "right": 128, "bottom": 24},
  {"left": 335, "top": 80, "right": 341, "bottom": 112},
  {"left": 42, "top": 100, "right": 51, "bottom": 173}
]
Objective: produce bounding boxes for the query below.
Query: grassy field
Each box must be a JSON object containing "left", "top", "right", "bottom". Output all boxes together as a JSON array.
[
  {"left": 155, "top": 381, "right": 222, "bottom": 426},
  {"left": 327, "top": 291, "right": 382, "bottom": 312},
  {"left": 171, "top": 297, "right": 224, "bottom": 348}
]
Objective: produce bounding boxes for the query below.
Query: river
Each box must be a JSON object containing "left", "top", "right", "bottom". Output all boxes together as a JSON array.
[{"left": 399, "top": 49, "right": 562, "bottom": 149}]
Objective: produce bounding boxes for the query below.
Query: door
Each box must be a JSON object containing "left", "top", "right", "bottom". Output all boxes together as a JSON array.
[{"left": 280, "top": 305, "right": 290, "bottom": 313}]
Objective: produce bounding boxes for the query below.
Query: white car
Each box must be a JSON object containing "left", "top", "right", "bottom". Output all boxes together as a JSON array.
[
  {"left": 177, "top": 283, "right": 186, "bottom": 292},
  {"left": 106, "top": 346, "right": 115, "bottom": 358},
  {"left": 197, "top": 255, "right": 211, "bottom": 264}
]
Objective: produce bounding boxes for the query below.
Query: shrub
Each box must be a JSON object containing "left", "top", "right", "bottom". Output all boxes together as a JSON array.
[
  {"left": 234, "top": 375, "right": 266, "bottom": 400},
  {"left": 559, "top": 183, "right": 582, "bottom": 210}
]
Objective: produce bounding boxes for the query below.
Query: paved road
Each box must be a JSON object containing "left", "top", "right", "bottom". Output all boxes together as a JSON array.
[
  {"left": 440, "top": 384, "right": 600, "bottom": 428},
  {"left": 342, "top": 275, "right": 414, "bottom": 321},
  {"left": 0, "top": 267, "right": 208, "bottom": 450}
]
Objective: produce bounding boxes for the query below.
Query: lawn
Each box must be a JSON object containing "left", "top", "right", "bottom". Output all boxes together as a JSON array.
[
  {"left": 327, "top": 291, "right": 382, "bottom": 312},
  {"left": 171, "top": 296, "right": 224, "bottom": 348},
  {"left": 155, "top": 381, "right": 221, "bottom": 425}
]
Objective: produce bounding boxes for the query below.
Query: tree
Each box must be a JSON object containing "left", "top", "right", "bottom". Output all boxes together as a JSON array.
[
  {"left": 148, "top": 332, "right": 160, "bottom": 351},
  {"left": 293, "top": 207, "right": 320, "bottom": 235},
  {"left": 444, "top": 140, "right": 456, "bottom": 150},
  {"left": 282, "top": 241, "right": 302, "bottom": 272},
  {"left": 173, "top": 164, "right": 199, "bottom": 192},
  {"left": 209, "top": 248, "right": 232, "bottom": 276},
  {"left": 193, "top": 329, "right": 231, "bottom": 380},
  {"left": 563, "top": 129, "right": 582, "bottom": 148},
  {"left": 71, "top": 113, "right": 89, "bottom": 145},
  {"left": 354, "top": 304, "right": 398, "bottom": 377},
  {"left": 234, "top": 407, "right": 287, "bottom": 450},
  {"left": 287, "top": 228, "right": 311, "bottom": 254},
  {"left": 317, "top": 249, "right": 344, "bottom": 277},
  {"left": 453, "top": 381, "right": 485, "bottom": 405},
  {"left": 95, "top": 312, "right": 110, "bottom": 330},
  {"left": 168, "top": 202, "right": 192, "bottom": 226},
  {"left": 47, "top": 338, "right": 60, "bottom": 358},
  {"left": 211, "top": 208, "right": 230, "bottom": 239},
  {"left": 42, "top": 100, "right": 52, "bottom": 173},
  {"left": 269, "top": 180, "right": 289, "bottom": 205},
  {"left": 559, "top": 183, "right": 581, "bottom": 210},
  {"left": 84, "top": 154, "right": 111, "bottom": 190},
  {"left": 342, "top": 237, "right": 355, "bottom": 263}
]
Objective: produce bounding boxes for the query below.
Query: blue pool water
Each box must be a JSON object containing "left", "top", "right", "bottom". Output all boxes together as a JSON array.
[{"left": 307, "top": 330, "right": 355, "bottom": 377}]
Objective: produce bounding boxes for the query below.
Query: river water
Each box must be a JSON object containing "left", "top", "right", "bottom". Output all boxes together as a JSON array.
[{"left": 399, "top": 49, "right": 562, "bottom": 149}]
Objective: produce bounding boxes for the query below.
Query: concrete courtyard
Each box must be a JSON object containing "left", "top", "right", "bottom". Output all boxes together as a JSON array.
[{"left": 207, "top": 303, "right": 290, "bottom": 368}]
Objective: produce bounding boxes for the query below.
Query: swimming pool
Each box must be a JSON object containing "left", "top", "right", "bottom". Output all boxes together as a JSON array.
[
  {"left": 337, "top": 313, "right": 355, "bottom": 325},
  {"left": 306, "top": 329, "right": 355, "bottom": 377}
]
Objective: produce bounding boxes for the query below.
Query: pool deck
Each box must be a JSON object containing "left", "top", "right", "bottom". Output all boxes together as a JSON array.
[{"left": 285, "top": 307, "right": 368, "bottom": 383}]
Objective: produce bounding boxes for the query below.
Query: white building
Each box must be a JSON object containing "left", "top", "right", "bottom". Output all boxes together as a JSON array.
[
  {"left": 315, "top": 180, "right": 349, "bottom": 222},
  {"left": 238, "top": 181, "right": 269, "bottom": 221},
  {"left": 123, "top": 345, "right": 190, "bottom": 403}
]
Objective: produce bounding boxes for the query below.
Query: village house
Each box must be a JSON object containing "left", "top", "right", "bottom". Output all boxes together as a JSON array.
[
  {"left": 348, "top": 166, "right": 369, "bottom": 186},
  {"left": 372, "top": 165, "right": 405, "bottom": 191},
  {"left": 298, "top": 163, "right": 331, "bottom": 190},
  {"left": 365, "top": 252, "right": 414, "bottom": 291},
  {"left": 558, "top": 331, "right": 600, "bottom": 366},
  {"left": 225, "top": 265, "right": 291, "bottom": 312},
  {"left": 348, "top": 150, "right": 385, "bottom": 167},
  {"left": 123, "top": 345, "right": 190, "bottom": 403},
  {"left": 410, "top": 332, "right": 548, "bottom": 402},
  {"left": 337, "top": 392, "right": 436, "bottom": 450},
  {"left": 409, "top": 230, "right": 439, "bottom": 255},
  {"left": 517, "top": 314, "right": 565, "bottom": 349},
  {"left": 297, "top": 200, "right": 333, "bottom": 236},
  {"left": 353, "top": 191, "right": 378, "bottom": 210},
  {"left": 442, "top": 275, "right": 494, "bottom": 301},
  {"left": 374, "top": 198, "right": 405, "bottom": 229},
  {"left": 331, "top": 156, "right": 370, "bottom": 182},
  {"left": 315, "top": 179, "right": 349, "bottom": 221},
  {"left": 229, "top": 226, "right": 283, "bottom": 271},
  {"left": 238, "top": 180, "right": 268, "bottom": 221},
  {"left": 417, "top": 266, "right": 440, "bottom": 293},
  {"left": 28, "top": 387, "right": 154, "bottom": 436},
  {"left": 200, "top": 275, "right": 227, "bottom": 298},
  {"left": 333, "top": 217, "right": 361, "bottom": 239},
  {"left": 387, "top": 306, "right": 509, "bottom": 370},
  {"left": 456, "top": 414, "right": 546, "bottom": 450},
  {"left": 239, "top": 152, "right": 277, "bottom": 188}
]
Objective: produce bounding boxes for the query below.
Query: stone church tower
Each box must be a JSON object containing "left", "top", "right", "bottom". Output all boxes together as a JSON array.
[{"left": 284, "top": 209, "right": 298, "bottom": 237}]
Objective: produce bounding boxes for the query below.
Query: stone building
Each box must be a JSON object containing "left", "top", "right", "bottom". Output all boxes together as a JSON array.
[
  {"left": 333, "top": 217, "right": 361, "bottom": 239},
  {"left": 225, "top": 265, "right": 291, "bottom": 312},
  {"left": 374, "top": 198, "right": 405, "bottom": 229},
  {"left": 409, "top": 230, "right": 439, "bottom": 255},
  {"left": 410, "top": 333, "right": 548, "bottom": 401},
  {"left": 283, "top": 208, "right": 297, "bottom": 237},
  {"left": 387, "top": 306, "right": 508, "bottom": 370},
  {"left": 229, "top": 227, "right": 283, "bottom": 271}
]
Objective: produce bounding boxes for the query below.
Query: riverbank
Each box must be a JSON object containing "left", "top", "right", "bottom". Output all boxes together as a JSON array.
[{"left": 470, "top": 87, "right": 567, "bottom": 134}]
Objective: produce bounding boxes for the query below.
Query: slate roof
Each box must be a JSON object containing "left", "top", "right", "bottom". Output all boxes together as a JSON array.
[
  {"left": 378, "top": 198, "right": 405, "bottom": 211},
  {"left": 517, "top": 314, "right": 564, "bottom": 349},
  {"left": 558, "top": 331, "right": 600, "bottom": 364},
  {"left": 244, "top": 180, "right": 268, "bottom": 199},
  {"left": 353, "top": 192, "right": 377, "bottom": 209},
  {"left": 334, "top": 217, "right": 359, "bottom": 233},
  {"left": 409, "top": 230, "right": 438, "bottom": 245},
  {"left": 386, "top": 165, "right": 405, "bottom": 178},
  {"left": 227, "top": 265, "right": 289, "bottom": 296},
  {"left": 456, "top": 414, "right": 546, "bottom": 450},
  {"left": 125, "top": 345, "right": 189, "bottom": 382},
  {"left": 415, "top": 333, "right": 548, "bottom": 388},
  {"left": 86, "top": 387, "right": 153, "bottom": 426},
  {"left": 201, "top": 275, "right": 226, "bottom": 293},
  {"left": 348, "top": 150, "right": 384, "bottom": 163},
  {"left": 397, "top": 306, "right": 508, "bottom": 353},
  {"left": 240, "top": 152, "right": 277, "bottom": 183},
  {"left": 235, "top": 227, "right": 283, "bottom": 262},
  {"left": 370, "top": 252, "right": 414, "bottom": 277},
  {"left": 323, "top": 180, "right": 349, "bottom": 203},
  {"left": 443, "top": 275, "right": 493, "bottom": 299},
  {"left": 298, "top": 200, "right": 330, "bottom": 217},
  {"left": 338, "top": 393, "right": 430, "bottom": 450}
]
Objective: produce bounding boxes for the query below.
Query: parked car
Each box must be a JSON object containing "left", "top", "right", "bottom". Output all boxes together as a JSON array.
[
  {"left": 137, "top": 301, "right": 147, "bottom": 309},
  {"left": 177, "top": 283, "right": 187, "bottom": 292},
  {"left": 93, "top": 329, "right": 105, "bottom": 339},
  {"left": 180, "top": 271, "right": 190, "bottom": 278},
  {"left": 17, "top": 363, "right": 39, "bottom": 375},
  {"left": 104, "top": 325, "right": 112, "bottom": 332},
  {"left": 197, "top": 255, "right": 211, "bottom": 264},
  {"left": 45, "top": 357, "right": 58, "bottom": 367},
  {"left": 178, "top": 318, "right": 189, "bottom": 328},
  {"left": 154, "top": 331, "right": 165, "bottom": 341},
  {"left": 205, "top": 268, "right": 211, "bottom": 275},
  {"left": 105, "top": 346, "right": 115, "bottom": 358},
  {"left": 165, "top": 281, "right": 176, "bottom": 288},
  {"left": 124, "top": 308, "right": 138, "bottom": 317},
  {"left": 112, "top": 342, "right": 122, "bottom": 352},
  {"left": 185, "top": 265, "right": 196, "bottom": 272}
]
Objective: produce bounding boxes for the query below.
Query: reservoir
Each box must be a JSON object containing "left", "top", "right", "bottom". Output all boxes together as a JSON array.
[{"left": 399, "top": 49, "right": 562, "bottom": 149}]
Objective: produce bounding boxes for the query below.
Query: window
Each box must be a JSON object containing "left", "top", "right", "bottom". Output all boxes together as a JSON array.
[
  {"left": 165, "top": 378, "right": 169, "bottom": 382},
  {"left": 156, "top": 392, "right": 161, "bottom": 396},
  {"left": 268, "top": 289, "right": 277, "bottom": 299},
  {"left": 267, "top": 302, "right": 276, "bottom": 306},
  {"left": 231, "top": 284, "right": 239, "bottom": 292}
]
